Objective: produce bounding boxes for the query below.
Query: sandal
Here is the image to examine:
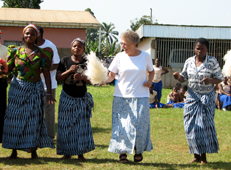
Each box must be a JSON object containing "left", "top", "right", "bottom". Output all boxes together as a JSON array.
[
  {"left": 119, "top": 153, "right": 128, "bottom": 163},
  {"left": 134, "top": 153, "right": 143, "bottom": 162}
]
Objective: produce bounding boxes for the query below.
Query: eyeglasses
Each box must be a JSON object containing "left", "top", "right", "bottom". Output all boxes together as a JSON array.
[{"left": 120, "top": 42, "right": 131, "bottom": 46}]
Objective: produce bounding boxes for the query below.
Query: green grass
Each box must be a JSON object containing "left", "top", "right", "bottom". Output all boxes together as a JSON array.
[{"left": 0, "top": 85, "right": 231, "bottom": 170}]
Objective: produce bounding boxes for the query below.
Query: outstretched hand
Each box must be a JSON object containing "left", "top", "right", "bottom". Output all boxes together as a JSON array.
[{"left": 173, "top": 72, "right": 180, "bottom": 80}]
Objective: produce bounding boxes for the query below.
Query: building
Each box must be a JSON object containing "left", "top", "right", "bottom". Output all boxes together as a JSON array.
[
  {"left": 0, "top": 7, "right": 101, "bottom": 58},
  {"left": 137, "top": 24, "right": 231, "bottom": 87}
]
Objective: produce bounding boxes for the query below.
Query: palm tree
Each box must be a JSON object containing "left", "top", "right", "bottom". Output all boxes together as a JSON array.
[{"left": 101, "top": 22, "right": 119, "bottom": 45}]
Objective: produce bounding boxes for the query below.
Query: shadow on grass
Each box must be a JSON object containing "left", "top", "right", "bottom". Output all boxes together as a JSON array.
[
  {"left": 0, "top": 157, "right": 230, "bottom": 169},
  {"left": 92, "top": 127, "right": 111, "bottom": 134}
]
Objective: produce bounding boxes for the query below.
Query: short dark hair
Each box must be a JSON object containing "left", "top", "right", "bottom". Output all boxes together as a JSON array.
[
  {"left": 182, "top": 85, "right": 188, "bottom": 91},
  {"left": 37, "top": 26, "right": 44, "bottom": 38},
  {"left": 195, "top": 38, "right": 209, "bottom": 49}
]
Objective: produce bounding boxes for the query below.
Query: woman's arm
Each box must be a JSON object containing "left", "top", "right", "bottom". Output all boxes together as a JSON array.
[
  {"left": 173, "top": 72, "right": 185, "bottom": 83},
  {"left": 144, "top": 70, "right": 154, "bottom": 88},
  {"left": 105, "top": 71, "right": 116, "bottom": 84},
  {"left": 201, "top": 77, "right": 222, "bottom": 85},
  {"left": 161, "top": 67, "right": 169, "bottom": 75},
  {"left": 56, "top": 65, "right": 78, "bottom": 81},
  {"left": 43, "top": 68, "right": 56, "bottom": 104}
]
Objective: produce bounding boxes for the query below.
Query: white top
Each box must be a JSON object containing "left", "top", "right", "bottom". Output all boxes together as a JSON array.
[
  {"left": 149, "top": 90, "right": 157, "bottom": 103},
  {"left": 0, "top": 43, "right": 8, "bottom": 60},
  {"left": 220, "top": 82, "right": 230, "bottom": 94},
  {"left": 109, "top": 51, "right": 153, "bottom": 98},
  {"left": 39, "top": 39, "right": 60, "bottom": 90},
  {"left": 153, "top": 65, "right": 162, "bottom": 83}
]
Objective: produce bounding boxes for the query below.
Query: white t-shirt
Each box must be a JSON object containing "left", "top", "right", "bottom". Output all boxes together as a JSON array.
[
  {"left": 0, "top": 44, "right": 8, "bottom": 60},
  {"left": 109, "top": 51, "right": 153, "bottom": 98},
  {"left": 153, "top": 65, "right": 162, "bottom": 83},
  {"left": 39, "top": 39, "right": 60, "bottom": 90}
]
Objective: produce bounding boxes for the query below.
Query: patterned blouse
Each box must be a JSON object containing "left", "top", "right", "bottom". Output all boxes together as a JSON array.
[
  {"left": 7, "top": 45, "right": 53, "bottom": 83},
  {"left": 180, "top": 55, "right": 223, "bottom": 94}
]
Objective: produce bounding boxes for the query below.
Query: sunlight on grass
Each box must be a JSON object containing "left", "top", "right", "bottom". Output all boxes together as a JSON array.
[{"left": 0, "top": 85, "right": 231, "bottom": 169}]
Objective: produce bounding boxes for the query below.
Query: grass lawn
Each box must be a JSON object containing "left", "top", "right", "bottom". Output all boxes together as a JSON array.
[{"left": 0, "top": 85, "right": 231, "bottom": 170}]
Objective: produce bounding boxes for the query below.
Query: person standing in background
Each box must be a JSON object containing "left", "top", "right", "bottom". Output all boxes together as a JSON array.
[
  {"left": 0, "top": 30, "right": 8, "bottom": 143},
  {"left": 37, "top": 26, "right": 60, "bottom": 139},
  {"left": 152, "top": 58, "right": 169, "bottom": 102}
]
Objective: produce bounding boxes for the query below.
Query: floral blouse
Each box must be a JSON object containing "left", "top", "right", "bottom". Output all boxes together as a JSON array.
[
  {"left": 7, "top": 45, "right": 53, "bottom": 83},
  {"left": 180, "top": 55, "right": 223, "bottom": 94}
]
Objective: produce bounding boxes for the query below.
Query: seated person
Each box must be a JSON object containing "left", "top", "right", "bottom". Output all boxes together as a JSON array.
[
  {"left": 167, "top": 86, "right": 180, "bottom": 104},
  {"left": 165, "top": 85, "right": 187, "bottom": 109},
  {"left": 176, "top": 83, "right": 182, "bottom": 93},
  {"left": 214, "top": 84, "right": 221, "bottom": 110},
  {"left": 218, "top": 76, "right": 231, "bottom": 111},
  {"left": 149, "top": 84, "right": 165, "bottom": 108},
  {"left": 167, "top": 83, "right": 182, "bottom": 103}
]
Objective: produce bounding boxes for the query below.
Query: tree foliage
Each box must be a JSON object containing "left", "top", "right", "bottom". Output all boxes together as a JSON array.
[
  {"left": 85, "top": 8, "right": 98, "bottom": 44},
  {"left": 130, "top": 15, "right": 158, "bottom": 31},
  {"left": 101, "top": 22, "right": 118, "bottom": 45},
  {"left": 1, "top": 0, "right": 43, "bottom": 9},
  {"left": 85, "top": 8, "right": 120, "bottom": 58}
]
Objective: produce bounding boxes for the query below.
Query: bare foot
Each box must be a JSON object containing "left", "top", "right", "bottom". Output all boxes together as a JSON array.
[
  {"left": 61, "top": 155, "right": 72, "bottom": 159},
  {"left": 201, "top": 160, "right": 208, "bottom": 165},
  {"left": 188, "top": 158, "right": 200, "bottom": 164},
  {"left": 6, "top": 151, "right": 17, "bottom": 160},
  {"left": 78, "top": 155, "right": 86, "bottom": 162}
]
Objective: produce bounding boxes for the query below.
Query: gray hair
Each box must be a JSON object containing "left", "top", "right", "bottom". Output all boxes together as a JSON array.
[{"left": 121, "top": 30, "right": 140, "bottom": 47}]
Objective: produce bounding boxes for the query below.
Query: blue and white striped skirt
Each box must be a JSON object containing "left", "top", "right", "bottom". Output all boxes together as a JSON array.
[
  {"left": 108, "top": 97, "right": 153, "bottom": 154},
  {"left": 184, "top": 88, "right": 219, "bottom": 154},
  {"left": 57, "top": 90, "right": 95, "bottom": 156},
  {"left": 2, "top": 77, "right": 54, "bottom": 149}
]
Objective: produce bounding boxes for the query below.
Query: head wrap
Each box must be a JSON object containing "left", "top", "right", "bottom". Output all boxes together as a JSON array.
[
  {"left": 71, "top": 38, "right": 86, "bottom": 49},
  {"left": 23, "top": 24, "right": 40, "bottom": 37}
]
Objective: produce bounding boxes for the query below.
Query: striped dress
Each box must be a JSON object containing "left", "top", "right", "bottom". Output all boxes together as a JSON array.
[
  {"left": 2, "top": 77, "right": 54, "bottom": 149},
  {"left": 180, "top": 55, "right": 223, "bottom": 154},
  {"left": 57, "top": 90, "right": 95, "bottom": 156}
]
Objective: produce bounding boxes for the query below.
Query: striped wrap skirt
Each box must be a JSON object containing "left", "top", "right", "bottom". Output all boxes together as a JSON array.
[
  {"left": 2, "top": 77, "right": 54, "bottom": 149},
  {"left": 184, "top": 88, "right": 219, "bottom": 154},
  {"left": 57, "top": 90, "right": 95, "bottom": 156},
  {"left": 108, "top": 97, "right": 153, "bottom": 154}
]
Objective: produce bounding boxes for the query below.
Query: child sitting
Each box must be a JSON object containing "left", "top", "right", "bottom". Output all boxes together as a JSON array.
[
  {"left": 149, "top": 84, "right": 165, "bottom": 108},
  {"left": 167, "top": 86, "right": 180, "bottom": 104}
]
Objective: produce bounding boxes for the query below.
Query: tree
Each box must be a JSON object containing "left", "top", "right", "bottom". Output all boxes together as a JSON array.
[
  {"left": 130, "top": 15, "right": 158, "bottom": 31},
  {"left": 1, "top": 0, "right": 43, "bottom": 9},
  {"left": 101, "top": 22, "right": 119, "bottom": 45},
  {"left": 85, "top": 8, "right": 98, "bottom": 43}
]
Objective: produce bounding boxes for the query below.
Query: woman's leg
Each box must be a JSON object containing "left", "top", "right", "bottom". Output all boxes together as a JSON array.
[
  {"left": 78, "top": 154, "right": 86, "bottom": 161},
  {"left": 7, "top": 149, "right": 17, "bottom": 160},
  {"left": 188, "top": 154, "right": 200, "bottom": 164},
  {"left": 134, "top": 146, "right": 143, "bottom": 162},
  {"left": 31, "top": 150, "right": 38, "bottom": 159},
  {"left": 200, "top": 153, "right": 207, "bottom": 164}
]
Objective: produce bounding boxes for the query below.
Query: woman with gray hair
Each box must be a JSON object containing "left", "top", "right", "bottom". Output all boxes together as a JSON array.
[
  {"left": 56, "top": 38, "right": 95, "bottom": 161},
  {"left": 105, "top": 30, "right": 154, "bottom": 163}
]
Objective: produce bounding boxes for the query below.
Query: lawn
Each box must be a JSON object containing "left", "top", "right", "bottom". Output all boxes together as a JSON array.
[{"left": 0, "top": 85, "right": 231, "bottom": 170}]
